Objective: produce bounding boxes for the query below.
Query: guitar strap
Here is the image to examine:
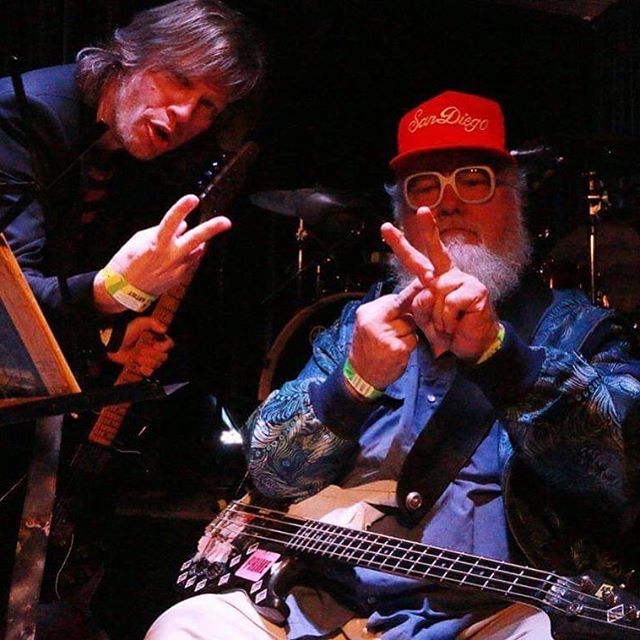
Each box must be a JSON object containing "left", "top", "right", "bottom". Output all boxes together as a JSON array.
[{"left": 396, "top": 276, "right": 553, "bottom": 525}]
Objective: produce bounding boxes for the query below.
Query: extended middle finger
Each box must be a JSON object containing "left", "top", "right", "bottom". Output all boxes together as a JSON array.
[{"left": 413, "top": 208, "right": 453, "bottom": 275}]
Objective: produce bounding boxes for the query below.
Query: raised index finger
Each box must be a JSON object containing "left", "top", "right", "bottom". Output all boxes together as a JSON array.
[
  {"left": 381, "top": 221, "right": 435, "bottom": 286},
  {"left": 380, "top": 278, "right": 423, "bottom": 320}
]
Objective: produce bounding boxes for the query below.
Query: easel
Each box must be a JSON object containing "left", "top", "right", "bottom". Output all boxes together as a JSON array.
[{"left": 0, "top": 235, "right": 172, "bottom": 639}]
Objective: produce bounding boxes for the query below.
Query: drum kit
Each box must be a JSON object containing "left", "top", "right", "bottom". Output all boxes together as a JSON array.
[
  {"left": 249, "top": 187, "right": 387, "bottom": 399},
  {"left": 519, "top": 137, "right": 640, "bottom": 314},
  {"left": 252, "top": 138, "right": 640, "bottom": 399},
  {"left": 250, "top": 187, "right": 388, "bottom": 303}
]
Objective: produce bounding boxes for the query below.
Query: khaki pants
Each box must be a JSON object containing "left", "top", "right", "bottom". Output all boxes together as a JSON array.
[{"left": 145, "top": 591, "right": 553, "bottom": 640}]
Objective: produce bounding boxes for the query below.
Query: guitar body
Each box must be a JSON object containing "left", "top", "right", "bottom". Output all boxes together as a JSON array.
[
  {"left": 176, "top": 489, "right": 640, "bottom": 640},
  {"left": 40, "top": 464, "right": 112, "bottom": 604},
  {"left": 177, "top": 520, "right": 293, "bottom": 625}
]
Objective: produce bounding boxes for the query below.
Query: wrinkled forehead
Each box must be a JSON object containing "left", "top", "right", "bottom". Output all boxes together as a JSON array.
[{"left": 396, "top": 150, "right": 511, "bottom": 178}]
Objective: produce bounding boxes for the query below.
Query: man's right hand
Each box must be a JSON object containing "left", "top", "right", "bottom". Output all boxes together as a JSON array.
[
  {"left": 94, "top": 194, "right": 231, "bottom": 314},
  {"left": 347, "top": 279, "right": 422, "bottom": 391}
]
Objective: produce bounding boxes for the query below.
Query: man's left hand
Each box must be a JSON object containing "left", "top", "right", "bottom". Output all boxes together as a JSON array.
[{"left": 381, "top": 207, "right": 501, "bottom": 361}]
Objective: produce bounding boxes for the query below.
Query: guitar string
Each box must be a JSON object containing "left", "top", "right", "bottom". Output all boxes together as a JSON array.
[
  {"left": 186, "top": 502, "right": 640, "bottom": 634},
  {"left": 198, "top": 515, "right": 604, "bottom": 630},
  {"left": 218, "top": 513, "right": 572, "bottom": 609},
  {"left": 218, "top": 510, "right": 627, "bottom": 629},
  {"left": 204, "top": 503, "right": 637, "bottom": 632}
]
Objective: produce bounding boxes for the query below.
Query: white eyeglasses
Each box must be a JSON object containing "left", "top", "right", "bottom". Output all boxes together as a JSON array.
[{"left": 403, "top": 165, "right": 496, "bottom": 210}]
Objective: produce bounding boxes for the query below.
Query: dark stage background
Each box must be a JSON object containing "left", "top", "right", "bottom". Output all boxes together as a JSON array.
[
  {"left": 3, "top": 0, "right": 640, "bottom": 411},
  {"left": 2, "top": 1, "right": 640, "bottom": 638}
]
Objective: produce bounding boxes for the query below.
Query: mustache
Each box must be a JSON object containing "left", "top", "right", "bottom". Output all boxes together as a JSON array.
[
  {"left": 390, "top": 235, "right": 532, "bottom": 304},
  {"left": 437, "top": 221, "right": 482, "bottom": 236}
]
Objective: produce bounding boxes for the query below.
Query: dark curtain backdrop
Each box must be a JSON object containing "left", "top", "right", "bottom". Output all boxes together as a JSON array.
[
  {"left": 2, "top": 0, "right": 638, "bottom": 411},
  {"left": 594, "top": 0, "right": 640, "bottom": 136}
]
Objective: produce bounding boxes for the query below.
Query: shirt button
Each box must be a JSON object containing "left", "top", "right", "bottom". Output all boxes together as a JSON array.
[
  {"left": 427, "top": 394, "right": 437, "bottom": 403},
  {"left": 366, "top": 596, "right": 376, "bottom": 604},
  {"left": 405, "top": 491, "right": 423, "bottom": 511}
]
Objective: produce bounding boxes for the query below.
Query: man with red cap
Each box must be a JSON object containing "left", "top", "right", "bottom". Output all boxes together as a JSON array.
[{"left": 146, "top": 91, "right": 640, "bottom": 639}]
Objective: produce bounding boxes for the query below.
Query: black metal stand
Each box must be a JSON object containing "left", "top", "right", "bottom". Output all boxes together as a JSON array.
[
  {"left": 0, "top": 381, "right": 187, "bottom": 428},
  {"left": 0, "top": 380, "right": 186, "bottom": 640}
]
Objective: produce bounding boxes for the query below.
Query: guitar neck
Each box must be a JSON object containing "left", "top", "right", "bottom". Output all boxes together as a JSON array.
[
  {"left": 255, "top": 505, "right": 554, "bottom": 608},
  {"left": 87, "top": 279, "right": 190, "bottom": 447},
  {"left": 178, "top": 498, "right": 640, "bottom": 639}
]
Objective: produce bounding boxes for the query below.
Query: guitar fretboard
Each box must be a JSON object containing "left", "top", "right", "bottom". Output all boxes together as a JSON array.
[
  {"left": 228, "top": 503, "right": 554, "bottom": 607},
  {"left": 88, "top": 142, "right": 258, "bottom": 447},
  {"left": 205, "top": 501, "right": 640, "bottom": 639},
  {"left": 89, "top": 280, "right": 192, "bottom": 446},
  {"left": 298, "top": 518, "right": 561, "bottom": 608}
]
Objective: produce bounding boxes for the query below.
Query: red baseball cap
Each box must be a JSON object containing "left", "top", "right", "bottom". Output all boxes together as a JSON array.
[{"left": 390, "top": 90, "right": 512, "bottom": 170}]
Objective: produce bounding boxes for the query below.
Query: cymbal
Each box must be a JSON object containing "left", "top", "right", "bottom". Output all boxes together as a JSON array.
[
  {"left": 250, "top": 188, "right": 368, "bottom": 224},
  {"left": 518, "top": 134, "right": 640, "bottom": 174}
]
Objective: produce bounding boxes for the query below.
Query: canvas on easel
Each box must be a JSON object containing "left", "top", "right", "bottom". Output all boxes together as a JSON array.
[
  {"left": 0, "top": 232, "right": 80, "bottom": 640},
  {"left": 0, "top": 233, "right": 80, "bottom": 405}
]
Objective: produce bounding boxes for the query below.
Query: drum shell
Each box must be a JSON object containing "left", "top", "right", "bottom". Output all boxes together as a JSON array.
[{"left": 258, "top": 292, "right": 363, "bottom": 401}]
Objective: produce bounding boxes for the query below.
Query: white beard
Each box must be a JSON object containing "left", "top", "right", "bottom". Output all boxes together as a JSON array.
[{"left": 392, "top": 218, "right": 532, "bottom": 304}]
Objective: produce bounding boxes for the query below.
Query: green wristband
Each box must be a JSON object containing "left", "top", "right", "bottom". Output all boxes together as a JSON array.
[
  {"left": 343, "top": 359, "right": 384, "bottom": 401},
  {"left": 476, "top": 323, "right": 506, "bottom": 365},
  {"left": 101, "top": 266, "right": 157, "bottom": 312}
]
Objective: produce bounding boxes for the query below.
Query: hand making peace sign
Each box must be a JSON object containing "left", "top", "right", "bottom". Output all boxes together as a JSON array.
[
  {"left": 109, "top": 194, "right": 232, "bottom": 295},
  {"left": 381, "top": 207, "right": 501, "bottom": 362},
  {"left": 94, "top": 194, "right": 231, "bottom": 314}
]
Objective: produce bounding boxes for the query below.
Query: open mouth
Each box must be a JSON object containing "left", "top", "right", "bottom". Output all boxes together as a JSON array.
[{"left": 149, "top": 122, "right": 171, "bottom": 146}]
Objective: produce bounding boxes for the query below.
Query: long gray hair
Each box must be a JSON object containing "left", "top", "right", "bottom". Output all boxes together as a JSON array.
[{"left": 75, "top": 0, "right": 265, "bottom": 106}]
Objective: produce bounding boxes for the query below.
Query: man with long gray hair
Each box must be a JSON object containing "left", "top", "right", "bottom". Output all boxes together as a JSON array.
[{"left": 1, "top": 0, "right": 264, "bottom": 368}]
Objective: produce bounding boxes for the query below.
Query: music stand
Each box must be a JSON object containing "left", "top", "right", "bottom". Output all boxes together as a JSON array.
[{"left": 0, "top": 234, "right": 175, "bottom": 639}]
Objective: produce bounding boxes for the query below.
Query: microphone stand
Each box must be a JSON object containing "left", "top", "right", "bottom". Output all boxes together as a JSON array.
[{"left": 584, "top": 170, "right": 609, "bottom": 306}]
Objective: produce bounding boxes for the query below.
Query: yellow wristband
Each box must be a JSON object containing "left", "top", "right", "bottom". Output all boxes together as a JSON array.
[
  {"left": 476, "top": 323, "right": 505, "bottom": 365},
  {"left": 101, "top": 267, "right": 157, "bottom": 312},
  {"left": 343, "top": 359, "right": 384, "bottom": 401}
]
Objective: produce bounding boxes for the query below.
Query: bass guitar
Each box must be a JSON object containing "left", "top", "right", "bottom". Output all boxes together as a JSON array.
[{"left": 176, "top": 488, "right": 640, "bottom": 640}]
